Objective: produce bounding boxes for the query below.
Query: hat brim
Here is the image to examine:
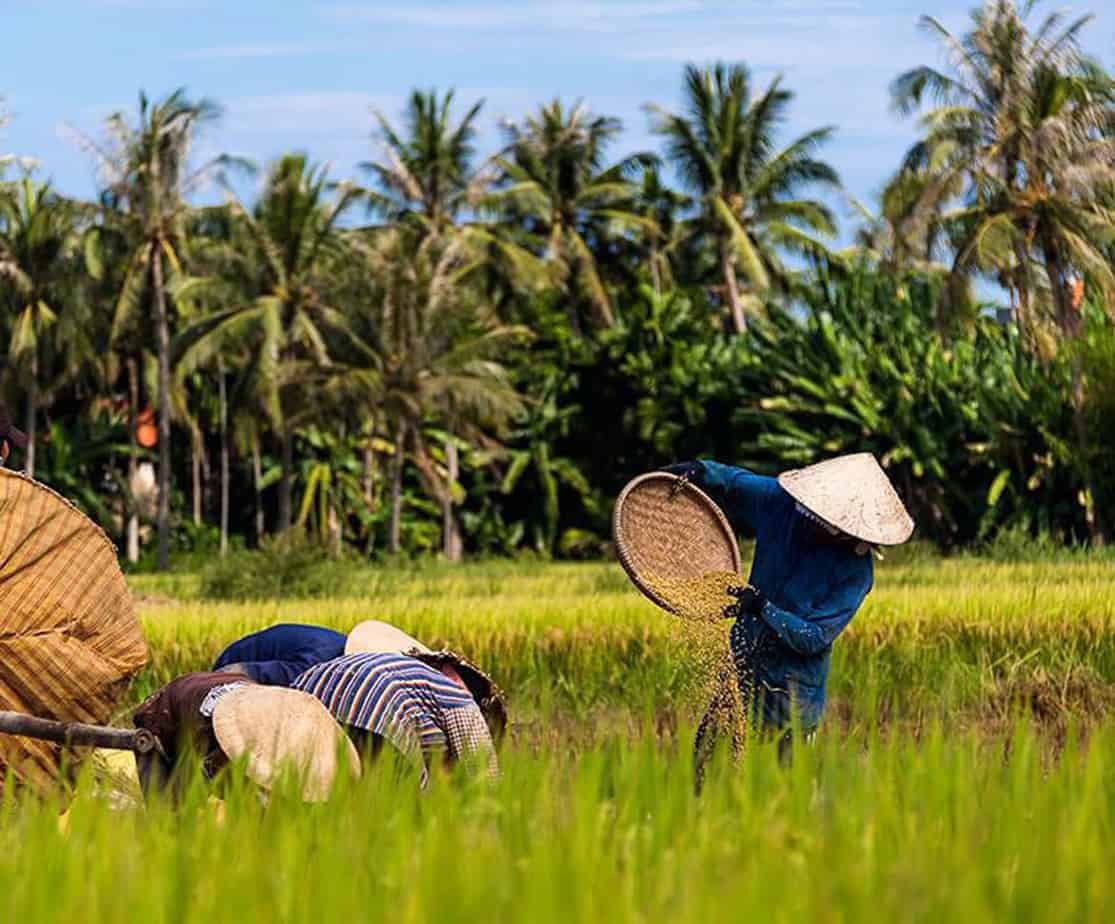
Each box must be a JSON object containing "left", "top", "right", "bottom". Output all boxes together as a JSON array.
[
  {"left": 777, "top": 453, "right": 914, "bottom": 546},
  {"left": 212, "top": 686, "right": 361, "bottom": 802}
]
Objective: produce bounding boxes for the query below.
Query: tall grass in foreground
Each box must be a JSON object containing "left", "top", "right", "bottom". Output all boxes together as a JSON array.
[{"left": 1, "top": 721, "right": 1111, "bottom": 923}]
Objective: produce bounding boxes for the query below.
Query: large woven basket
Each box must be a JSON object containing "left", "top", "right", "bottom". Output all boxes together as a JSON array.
[
  {"left": 0, "top": 469, "right": 148, "bottom": 790},
  {"left": 612, "top": 472, "right": 742, "bottom": 615}
]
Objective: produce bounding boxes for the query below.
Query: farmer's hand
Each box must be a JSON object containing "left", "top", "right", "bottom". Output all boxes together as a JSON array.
[
  {"left": 722, "top": 584, "right": 765, "bottom": 620},
  {"left": 660, "top": 461, "right": 705, "bottom": 487}
]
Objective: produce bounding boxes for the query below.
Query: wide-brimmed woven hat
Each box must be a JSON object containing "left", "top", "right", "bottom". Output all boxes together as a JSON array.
[
  {"left": 612, "top": 472, "right": 743, "bottom": 616},
  {"left": 411, "top": 650, "right": 508, "bottom": 742},
  {"left": 778, "top": 453, "right": 914, "bottom": 546},
  {"left": 212, "top": 686, "right": 361, "bottom": 802},
  {"left": 0, "top": 470, "right": 148, "bottom": 790},
  {"left": 344, "top": 620, "right": 432, "bottom": 656}
]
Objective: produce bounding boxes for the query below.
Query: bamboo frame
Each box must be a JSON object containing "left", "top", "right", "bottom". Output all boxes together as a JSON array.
[{"left": 0, "top": 710, "right": 159, "bottom": 754}]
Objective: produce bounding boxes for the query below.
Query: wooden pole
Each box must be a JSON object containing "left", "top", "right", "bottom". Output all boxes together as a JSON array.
[{"left": 0, "top": 710, "right": 159, "bottom": 754}]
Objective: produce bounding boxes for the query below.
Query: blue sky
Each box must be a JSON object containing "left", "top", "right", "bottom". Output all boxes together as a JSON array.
[{"left": 3, "top": 1, "right": 1113, "bottom": 233}]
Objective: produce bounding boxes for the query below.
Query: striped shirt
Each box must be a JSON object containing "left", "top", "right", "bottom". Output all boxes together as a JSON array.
[{"left": 292, "top": 653, "right": 498, "bottom": 783}]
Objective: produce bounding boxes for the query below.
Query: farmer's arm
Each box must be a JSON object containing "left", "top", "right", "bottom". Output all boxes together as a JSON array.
[
  {"left": 758, "top": 573, "right": 873, "bottom": 657},
  {"left": 694, "top": 461, "right": 782, "bottom": 534}
]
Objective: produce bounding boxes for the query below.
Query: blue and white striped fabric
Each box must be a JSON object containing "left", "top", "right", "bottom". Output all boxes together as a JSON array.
[{"left": 292, "top": 653, "right": 495, "bottom": 781}]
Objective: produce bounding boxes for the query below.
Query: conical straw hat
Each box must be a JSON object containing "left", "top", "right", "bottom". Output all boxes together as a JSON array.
[
  {"left": 211, "top": 686, "right": 361, "bottom": 802},
  {"left": 0, "top": 470, "right": 148, "bottom": 790},
  {"left": 344, "top": 620, "right": 431, "bottom": 656},
  {"left": 777, "top": 453, "right": 914, "bottom": 546}
]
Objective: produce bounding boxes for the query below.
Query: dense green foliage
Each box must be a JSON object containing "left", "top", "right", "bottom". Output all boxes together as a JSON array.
[{"left": 1, "top": 0, "right": 1113, "bottom": 565}]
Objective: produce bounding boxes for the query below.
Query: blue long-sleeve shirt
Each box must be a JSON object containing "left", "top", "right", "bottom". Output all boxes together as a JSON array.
[
  {"left": 699, "top": 461, "right": 874, "bottom": 730},
  {"left": 211, "top": 623, "right": 347, "bottom": 687}
]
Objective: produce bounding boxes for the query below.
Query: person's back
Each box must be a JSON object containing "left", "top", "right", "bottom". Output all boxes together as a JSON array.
[
  {"left": 293, "top": 653, "right": 498, "bottom": 782},
  {"left": 212, "top": 623, "right": 346, "bottom": 686}
]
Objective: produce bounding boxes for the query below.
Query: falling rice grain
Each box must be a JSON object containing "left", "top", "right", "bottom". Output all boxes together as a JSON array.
[
  {"left": 645, "top": 569, "right": 752, "bottom": 763},
  {"left": 644, "top": 570, "right": 744, "bottom": 622}
]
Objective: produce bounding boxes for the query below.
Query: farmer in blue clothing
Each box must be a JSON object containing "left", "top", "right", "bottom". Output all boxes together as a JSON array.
[
  {"left": 662, "top": 453, "right": 914, "bottom": 787},
  {"left": 212, "top": 623, "right": 347, "bottom": 686}
]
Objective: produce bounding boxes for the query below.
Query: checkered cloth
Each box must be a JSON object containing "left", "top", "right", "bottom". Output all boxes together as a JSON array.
[{"left": 443, "top": 705, "right": 499, "bottom": 780}]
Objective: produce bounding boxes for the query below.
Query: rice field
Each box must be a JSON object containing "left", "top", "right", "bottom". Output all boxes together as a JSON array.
[{"left": 4, "top": 555, "right": 1115, "bottom": 922}]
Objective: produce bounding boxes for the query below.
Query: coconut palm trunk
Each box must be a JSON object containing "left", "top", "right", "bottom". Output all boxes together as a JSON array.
[
  {"left": 151, "top": 245, "right": 172, "bottom": 571},
  {"left": 191, "top": 428, "right": 203, "bottom": 527},
  {"left": 442, "top": 436, "right": 462, "bottom": 562},
  {"left": 388, "top": 425, "right": 406, "bottom": 554},
  {"left": 649, "top": 243, "right": 663, "bottom": 297},
  {"left": 719, "top": 237, "right": 747, "bottom": 334},
  {"left": 1043, "top": 244, "right": 1104, "bottom": 545},
  {"left": 362, "top": 441, "right": 375, "bottom": 506},
  {"left": 278, "top": 425, "right": 294, "bottom": 533},
  {"left": 126, "top": 357, "right": 140, "bottom": 564},
  {"left": 1068, "top": 362, "right": 1102, "bottom": 544},
  {"left": 24, "top": 360, "right": 37, "bottom": 478},
  {"left": 252, "top": 438, "right": 264, "bottom": 542},
  {"left": 218, "top": 365, "right": 229, "bottom": 557}
]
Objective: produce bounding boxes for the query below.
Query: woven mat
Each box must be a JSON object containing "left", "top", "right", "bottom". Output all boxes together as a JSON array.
[{"left": 0, "top": 470, "right": 148, "bottom": 790}]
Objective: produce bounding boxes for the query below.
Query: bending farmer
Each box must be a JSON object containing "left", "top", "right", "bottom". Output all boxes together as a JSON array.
[{"left": 293, "top": 638, "right": 505, "bottom": 786}]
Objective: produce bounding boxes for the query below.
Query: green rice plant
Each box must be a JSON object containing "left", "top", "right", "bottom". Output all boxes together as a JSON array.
[
  {"left": 4, "top": 558, "right": 1114, "bottom": 922},
  {"left": 125, "top": 558, "right": 1115, "bottom": 737},
  {"left": 1, "top": 719, "right": 1112, "bottom": 923}
]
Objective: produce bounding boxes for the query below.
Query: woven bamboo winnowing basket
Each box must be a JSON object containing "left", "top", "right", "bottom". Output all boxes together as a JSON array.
[
  {"left": 0, "top": 469, "right": 148, "bottom": 790},
  {"left": 612, "top": 472, "right": 742, "bottom": 615}
]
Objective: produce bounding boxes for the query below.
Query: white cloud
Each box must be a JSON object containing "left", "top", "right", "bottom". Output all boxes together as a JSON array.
[
  {"left": 326, "top": 1, "right": 703, "bottom": 32},
  {"left": 176, "top": 43, "right": 334, "bottom": 62},
  {"left": 222, "top": 92, "right": 400, "bottom": 137},
  {"left": 82, "top": 0, "right": 212, "bottom": 8}
]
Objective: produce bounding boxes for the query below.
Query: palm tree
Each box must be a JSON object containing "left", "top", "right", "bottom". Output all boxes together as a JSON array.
[
  {"left": 175, "top": 153, "right": 362, "bottom": 533},
  {"left": 634, "top": 163, "right": 690, "bottom": 295},
  {"left": 81, "top": 89, "right": 222, "bottom": 569},
  {"left": 0, "top": 99, "right": 37, "bottom": 182},
  {"left": 364, "top": 89, "right": 547, "bottom": 309},
  {"left": 364, "top": 89, "right": 486, "bottom": 232},
  {"left": 891, "top": 1, "right": 1114, "bottom": 326},
  {"left": 846, "top": 173, "right": 955, "bottom": 295},
  {"left": 0, "top": 179, "right": 86, "bottom": 477},
  {"left": 649, "top": 63, "right": 841, "bottom": 333},
  {"left": 891, "top": 0, "right": 1115, "bottom": 540},
  {"left": 487, "top": 100, "right": 653, "bottom": 329},
  {"left": 337, "top": 225, "right": 528, "bottom": 558}
]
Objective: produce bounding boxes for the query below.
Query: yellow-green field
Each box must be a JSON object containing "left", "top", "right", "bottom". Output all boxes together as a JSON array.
[
  {"left": 131, "top": 557, "right": 1115, "bottom": 737},
  {"left": 3, "top": 557, "right": 1115, "bottom": 922}
]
